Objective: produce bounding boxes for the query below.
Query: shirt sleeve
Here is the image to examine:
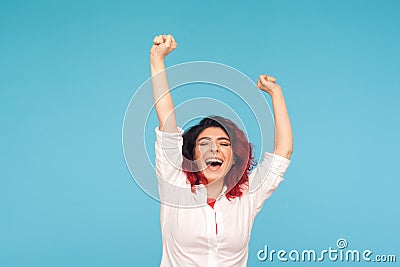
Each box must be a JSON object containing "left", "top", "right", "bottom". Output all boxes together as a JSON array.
[
  {"left": 154, "top": 126, "right": 188, "bottom": 188},
  {"left": 249, "top": 152, "right": 291, "bottom": 216}
]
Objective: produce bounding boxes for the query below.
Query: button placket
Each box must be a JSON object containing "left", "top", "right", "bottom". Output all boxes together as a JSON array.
[
  {"left": 214, "top": 200, "right": 223, "bottom": 238},
  {"left": 206, "top": 205, "right": 218, "bottom": 266}
]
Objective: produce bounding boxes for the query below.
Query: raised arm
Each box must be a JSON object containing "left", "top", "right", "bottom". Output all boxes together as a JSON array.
[
  {"left": 257, "top": 75, "right": 293, "bottom": 159},
  {"left": 150, "top": 34, "right": 178, "bottom": 133}
]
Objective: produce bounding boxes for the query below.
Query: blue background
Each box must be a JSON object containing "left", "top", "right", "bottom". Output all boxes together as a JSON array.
[{"left": 1, "top": 0, "right": 399, "bottom": 266}]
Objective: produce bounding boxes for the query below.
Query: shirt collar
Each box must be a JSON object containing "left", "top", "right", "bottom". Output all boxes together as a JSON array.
[
  {"left": 194, "top": 184, "right": 228, "bottom": 202},
  {"left": 216, "top": 185, "right": 228, "bottom": 200}
]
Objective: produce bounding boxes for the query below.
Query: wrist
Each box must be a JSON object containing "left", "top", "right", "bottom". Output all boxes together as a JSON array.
[
  {"left": 269, "top": 87, "right": 284, "bottom": 99},
  {"left": 150, "top": 58, "right": 165, "bottom": 69}
]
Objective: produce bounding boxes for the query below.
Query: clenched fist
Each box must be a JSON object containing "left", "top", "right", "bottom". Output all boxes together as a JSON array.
[
  {"left": 150, "top": 34, "right": 177, "bottom": 63},
  {"left": 256, "top": 74, "right": 282, "bottom": 97}
]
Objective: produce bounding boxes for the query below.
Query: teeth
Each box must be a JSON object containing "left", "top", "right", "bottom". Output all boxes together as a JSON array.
[{"left": 205, "top": 158, "right": 223, "bottom": 164}]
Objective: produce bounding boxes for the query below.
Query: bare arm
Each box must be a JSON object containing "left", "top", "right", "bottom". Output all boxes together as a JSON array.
[
  {"left": 257, "top": 75, "right": 293, "bottom": 159},
  {"left": 150, "top": 34, "right": 178, "bottom": 133}
]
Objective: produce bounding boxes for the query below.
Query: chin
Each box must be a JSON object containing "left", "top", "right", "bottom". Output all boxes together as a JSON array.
[{"left": 202, "top": 171, "right": 226, "bottom": 184}]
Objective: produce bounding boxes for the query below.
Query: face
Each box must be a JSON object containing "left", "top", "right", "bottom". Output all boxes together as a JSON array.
[{"left": 194, "top": 127, "right": 234, "bottom": 184}]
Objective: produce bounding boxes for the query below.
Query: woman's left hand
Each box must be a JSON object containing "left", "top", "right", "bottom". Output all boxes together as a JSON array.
[
  {"left": 257, "top": 74, "right": 282, "bottom": 97},
  {"left": 257, "top": 74, "right": 293, "bottom": 158}
]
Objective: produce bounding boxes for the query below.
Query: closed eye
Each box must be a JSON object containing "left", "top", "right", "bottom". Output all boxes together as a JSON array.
[
  {"left": 220, "top": 143, "right": 231, "bottom": 146},
  {"left": 199, "top": 142, "right": 210, "bottom": 146}
]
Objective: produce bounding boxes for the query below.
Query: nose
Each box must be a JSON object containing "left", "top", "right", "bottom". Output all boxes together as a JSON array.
[{"left": 210, "top": 141, "right": 219, "bottom": 152}]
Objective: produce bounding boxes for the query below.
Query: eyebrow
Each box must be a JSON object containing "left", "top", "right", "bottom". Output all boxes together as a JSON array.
[{"left": 197, "top": 137, "right": 231, "bottom": 142}]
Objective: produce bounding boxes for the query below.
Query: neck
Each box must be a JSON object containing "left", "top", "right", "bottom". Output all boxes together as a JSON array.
[{"left": 205, "top": 178, "right": 225, "bottom": 199}]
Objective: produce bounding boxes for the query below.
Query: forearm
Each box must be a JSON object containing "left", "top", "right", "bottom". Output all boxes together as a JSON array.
[
  {"left": 150, "top": 59, "right": 177, "bottom": 133},
  {"left": 271, "top": 90, "right": 293, "bottom": 159}
]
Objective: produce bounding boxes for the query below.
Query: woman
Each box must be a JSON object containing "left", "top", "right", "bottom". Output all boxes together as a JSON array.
[{"left": 151, "top": 34, "right": 293, "bottom": 267}]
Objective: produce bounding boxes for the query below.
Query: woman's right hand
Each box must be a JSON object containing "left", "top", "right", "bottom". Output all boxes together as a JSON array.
[
  {"left": 150, "top": 34, "right": 177, "bottom": 63},
  {"left": 150, "top": 34, "right": 178, "bottom": 132}
]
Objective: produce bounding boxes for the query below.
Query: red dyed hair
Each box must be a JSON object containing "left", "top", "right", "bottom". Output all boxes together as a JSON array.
[{"left": 182, "top": 116, "right": 256, "bottom": 200}]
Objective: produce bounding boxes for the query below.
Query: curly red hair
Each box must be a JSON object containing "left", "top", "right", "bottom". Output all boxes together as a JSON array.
[{"left": 182, "top": 116, "right": 256, "bottom": 200}]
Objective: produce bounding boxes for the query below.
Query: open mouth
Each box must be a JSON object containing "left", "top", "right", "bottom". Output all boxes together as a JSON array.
[{"left": 205, "top": 158, "right": 223, "bottom": 170}]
